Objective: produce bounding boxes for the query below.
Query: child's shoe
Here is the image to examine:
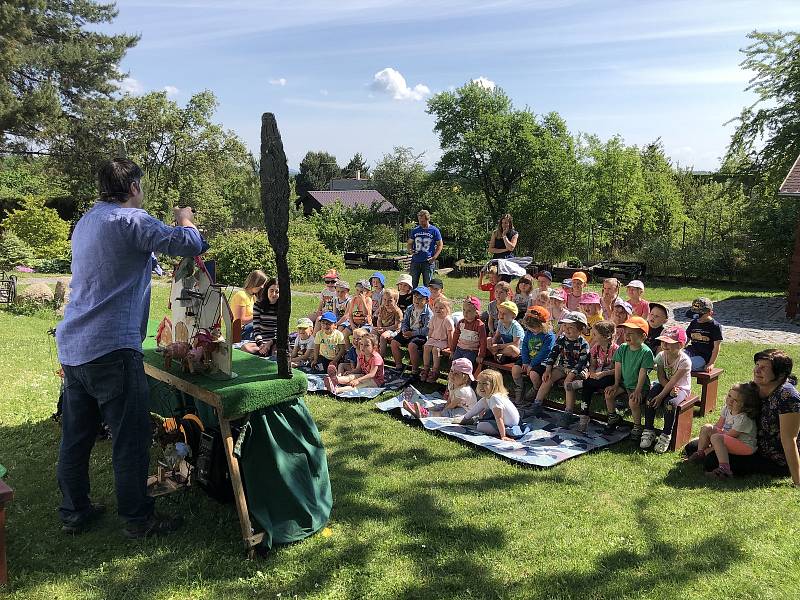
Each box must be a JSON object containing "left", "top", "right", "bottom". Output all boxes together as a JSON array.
[
  {"left": 419, "top": 368, "right": 429, "bottom": 381},
  {"left": 426, "top": 370, "right": 439, "bottom": 383},
  {"left": 514, "top": 383, "right": 525, "bottom": 406},
  {"left": 639, "top": 429, "right": 656, "bottom": 449},
  {"left": 653, "top": 433, "right": 672, "bottom": 454},
  {"left": 327, "top": 364, "right": 338, "bottom": 379},
  {"left": 630, "top": 424, "right": 643, "bottom": 441},
  {"left": 557, "top": 412, "right": 574, "bottom": 428},
  {"left": 604, "top": 412, "right": 622, "bottom": 432},
  {"left": 686, "top": 449, "right": 706, "bottom": 463},
  {"left": 528, "top": 402, "right": 544, "bottom": 418},
  {"left": 577, "top": 415, "right": 591, "bottom": 433},
  {"left": 324, "top": 376, "right": 338, "bottom": 394}
]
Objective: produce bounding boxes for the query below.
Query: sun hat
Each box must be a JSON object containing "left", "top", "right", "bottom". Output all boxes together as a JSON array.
[
  {"left": 428, "top": 277, "right": 444, "bottom": 290},
  {"left": 413, "top": 286, "right": 431, "bottom": 298},
  {"left": 571, "top": 271, "right": 588, "bottom": 284},
  {"left": 656, "top": 326, "right": 687, "bottom": 345},
  {"left": 526, "top": 305, "right": 550, "bottom": 322},
  {"left": 464, "top": 296, "right": 481, "bottom": 311},
  {"left": 335, "top": 280, "right": 350, "bottom": 290},
  {"left": 498, "top": 300, "right": 519, "bottom": 317},
  {"left": 626, "top": 279, "right": 645, "bottom": 290},
  {"left": 296, "top": 317, "right": 314, "bottom": 330},
  {"left": 621, "top": 316, "right": 650, "bottom": 335},
  {"left": 579, "top": 292, "right": 601, "bottom": 305},
  {"left": 356, "top": 279, "right": 371, "bottom": 289},
  {"left": 322, "top": 269, "right": 339, "bottom": 281},
  {"left": 397, "top": 274, "right": 413, "bottom": 288},
  {"left": 548, "top": 288, "right": 565, "bottom": 301},
  {"left": 320, "top": 312, "right": 337, "bottom": 323},
  {"left": 559, "top": 311, "right": 588, "bottom": 327},
  {"left": 537, "top": 270, "right": 553, "bottom": 282},
  {"left": 370, "top": 272, "right": 386, "bottom": 286},
  {"left": 450, "top": 357, "right": 475, "bottom": 380},
  {"left": 614, "top": 297, "right": 633, "bottom": 314},
  {"left": 649, "top": 301, "right": 669, "bottom": 315}
]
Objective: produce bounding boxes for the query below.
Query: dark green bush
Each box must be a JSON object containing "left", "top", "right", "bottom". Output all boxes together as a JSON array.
[
  {"left": 208, "top": 221, "right": 344, "bottom": 286},
  {"left": 0, "top": 232, "right": 35, "bottom": 270}
]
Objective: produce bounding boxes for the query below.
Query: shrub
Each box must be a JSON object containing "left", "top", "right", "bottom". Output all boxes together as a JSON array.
[
  {"left": 208, "top": 222, "right": 344, "bottom": 286},
  {"left": 2, "top": 198, "right": 70, "bottom": 259},
  {"left": 0, "top": 232, "right": 35, "bottom": 270}
]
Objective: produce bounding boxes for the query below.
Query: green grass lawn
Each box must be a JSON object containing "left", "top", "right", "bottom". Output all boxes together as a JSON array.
[{"left": 1, "top": 281, "right": 798, "bottom": 599}]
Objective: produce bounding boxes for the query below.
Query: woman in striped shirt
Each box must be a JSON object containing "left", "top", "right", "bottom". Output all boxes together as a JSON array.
[{"left": 242, "top": 277, "right": 279, "bottom": 357}]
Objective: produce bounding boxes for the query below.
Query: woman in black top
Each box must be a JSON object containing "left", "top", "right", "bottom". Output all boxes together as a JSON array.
[
  {"left": 241, "top": 277, "right": 280, "bottom": 356},
  {"left": 487, "top": 213, "right": 518, "bottom": 259}
]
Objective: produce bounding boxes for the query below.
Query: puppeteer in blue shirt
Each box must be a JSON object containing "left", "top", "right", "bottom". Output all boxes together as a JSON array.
[{"left": 57, "top": 201, "right": 207, "bottom": 366}]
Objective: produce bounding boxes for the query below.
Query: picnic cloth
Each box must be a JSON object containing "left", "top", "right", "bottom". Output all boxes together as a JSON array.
[
  {"left": 235, "top": 399, "right": 333, "bottom": 550},
  {"left": 377, "top": 388, "right": 630, "bottom": 467},
  {"left": 302, "top": 366, "right": 412, "bottom": 399},
  {"left": 142, "top": 321, "right": 307, "bottom": 417}
]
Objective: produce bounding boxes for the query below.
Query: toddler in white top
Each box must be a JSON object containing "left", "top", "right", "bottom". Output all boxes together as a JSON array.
[
  {"left": 403, "top": 357, "right": 477, "bottom": 419},
  {"left": 453, "top": 369, "right": 520, "bottom": 440}
]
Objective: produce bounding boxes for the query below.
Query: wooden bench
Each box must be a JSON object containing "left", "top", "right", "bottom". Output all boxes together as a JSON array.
[
  {"left": 0, "top": 478, "right": 13, "bottom": 586},
  {"left": 692, "top": 368, "right": 723, "bottom": 416}
]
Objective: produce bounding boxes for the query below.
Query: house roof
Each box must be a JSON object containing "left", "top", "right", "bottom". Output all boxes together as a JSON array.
[
  {"left": 779, "top": 154, "right": 800, "bottom": 197},
  {"left": 299, "top": 190, "right": 397, "bottom": 213}
]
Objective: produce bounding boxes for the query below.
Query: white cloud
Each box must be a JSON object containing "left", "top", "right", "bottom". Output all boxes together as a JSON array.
[
  {"left": 119, "top": 77, "right": 144, "bottom": 95},
  {"left": 163, "top": 85, "right": 179, "bottom": 97},
  {"left": 370, "top": 67, "right": 430, "bottom": 101},
  {"left": 269, "top": 77, "right": 287, "bottom": 86},
  {"left": 623, "top": 67, "right": 753, "bottom": 86},
  {"left": 471, "top": 76, "right": 496, "bottom": 90}
]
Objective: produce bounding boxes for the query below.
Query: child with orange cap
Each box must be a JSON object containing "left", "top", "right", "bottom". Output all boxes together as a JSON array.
[{"left": 566, "top": 271, "right": 587, "bottom": 311}]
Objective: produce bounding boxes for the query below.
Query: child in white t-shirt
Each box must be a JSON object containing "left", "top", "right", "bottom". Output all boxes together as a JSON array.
[
  {"left": 290, "top": 317, "right": 315, "bottom": 367},
  {"left": 403, "top": 357, "right": 477, "bottom": 419},
  {"left": 453, "top": 369, "right": 520, "bottom": 440}
]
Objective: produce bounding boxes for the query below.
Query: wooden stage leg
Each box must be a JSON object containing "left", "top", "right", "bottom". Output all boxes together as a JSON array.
[{"left": 217, "top": 415, "right": 261, "bottom": 557}]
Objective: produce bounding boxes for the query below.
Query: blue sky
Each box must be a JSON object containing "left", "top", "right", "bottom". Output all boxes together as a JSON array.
[{"left": 106, "top": 0, "right": 800, "bottom": 171}]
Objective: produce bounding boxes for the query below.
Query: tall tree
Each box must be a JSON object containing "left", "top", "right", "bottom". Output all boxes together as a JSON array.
[
  {"left": 295, "top": 151, "right": 340, "bottom": 196},
  {"left": 371, "top": 146, "right": 427, "bottom": 221},
  {"left": 427, "top": 81, "right": 542, "bottom": 220},
  {"left": 341, "top": 153, "right": 370, "bottom": 179},
  {"left": 0, "top": 0, "right": 138, "bottom": 153}
]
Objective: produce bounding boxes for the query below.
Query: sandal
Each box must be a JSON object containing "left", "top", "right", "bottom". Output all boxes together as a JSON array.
[
  {"left": 706, "top": 465, "right": 733, "bottom": 479},
  {"left": 427, "top": 371, "right": 439, "bottom": 383},
  {"left": 685, "top": 450, "right": 706, "bottom": 463}
]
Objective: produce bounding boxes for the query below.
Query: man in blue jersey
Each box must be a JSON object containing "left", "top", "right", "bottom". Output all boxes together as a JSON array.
[
  {"left": 56, "top": 158, "right": 207, "bottom": 538},
  {"left": 407, "top": 209, "right": 444, "bottom": 289}
]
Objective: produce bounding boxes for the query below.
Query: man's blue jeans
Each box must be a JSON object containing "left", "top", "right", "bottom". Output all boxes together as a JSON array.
[
  {"left": 58, "top": 349, "right": 155, "bottom": 525},
  {"left": 410, "top": 260, "right": 434, "bottom": 289}
]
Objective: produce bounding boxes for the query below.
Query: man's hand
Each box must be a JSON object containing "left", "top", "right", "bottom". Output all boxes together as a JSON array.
[{"left": 173, "top": 206, "right": 197, "bottom": 228}]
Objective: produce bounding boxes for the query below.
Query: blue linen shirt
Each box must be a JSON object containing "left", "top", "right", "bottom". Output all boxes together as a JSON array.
[
  {"left": 409, "top": 225, "right": 442, "bottom": 264},
  {"left": 57, "top": 201, "right": 206, "bottom": 366}
]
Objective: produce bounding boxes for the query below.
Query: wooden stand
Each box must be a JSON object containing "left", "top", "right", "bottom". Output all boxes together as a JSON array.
[
  {"left": 0, "top": 478, "right": 13, "bottom": 585},
  {"left": 143, "top": 363, "right": 263, "bottom": 558},
  {"left": 693, "top": 368, "right": 723, "bottom": 416}
]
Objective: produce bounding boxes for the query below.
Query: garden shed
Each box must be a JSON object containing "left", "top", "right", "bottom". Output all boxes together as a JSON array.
[{"left": 779, "top": 153, "right": 800, "bottom": 319}]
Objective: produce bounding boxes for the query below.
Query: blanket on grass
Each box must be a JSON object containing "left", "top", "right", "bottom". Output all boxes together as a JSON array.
[
  {"left": 376, "top": 387, "right": 630, "bottom": 467},
  {"left": 300, "top": 366, "right": 413, "bottom": 399}
]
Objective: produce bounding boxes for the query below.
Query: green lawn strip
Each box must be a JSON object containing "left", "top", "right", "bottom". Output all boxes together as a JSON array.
[{"left": 2, "top": 308, "right": 800, "bottom": 599}]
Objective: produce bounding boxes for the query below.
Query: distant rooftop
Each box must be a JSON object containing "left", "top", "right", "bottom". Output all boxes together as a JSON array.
[
  {"left": 296, "top": 189, "right": 397, "bottom": 215},
  {"left": 779, "top": 154, "right": 800, "bottom": 197}
]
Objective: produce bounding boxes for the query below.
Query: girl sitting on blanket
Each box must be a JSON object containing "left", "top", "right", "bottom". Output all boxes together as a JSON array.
[
  {"left": 373, "top": 289, "right": 404, "bottom": 357},
  {"left": 453, "top": 369, "right": 520, "bottom": 441},
  {"left": 326, "top": 333, "right": 385, "bottom": 393},
  {"left": 241, "top": 277, "right": 279, "bottom": 357},
  {"left": 336, "top": 327, "right": 368, "bottom": 376},
  {"left": 403, "top": 357, "right": 477, "bottom": 419}
]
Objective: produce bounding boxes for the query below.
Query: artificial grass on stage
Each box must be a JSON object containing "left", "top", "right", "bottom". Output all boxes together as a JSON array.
[{"left": 142, "top": 321, "right": 307, "bottom": 417}]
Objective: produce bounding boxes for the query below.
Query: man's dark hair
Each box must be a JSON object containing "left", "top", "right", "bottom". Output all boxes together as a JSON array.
[
  {"left": 97, "top": 158, "right": 143, "bottom": 202},
  {"left": 754, "top": 349, "right": 796, "bottom": 386}
]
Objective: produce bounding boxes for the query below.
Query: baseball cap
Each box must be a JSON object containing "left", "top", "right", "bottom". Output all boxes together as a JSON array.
[
  {"left": 322, "top": 268, "right": 339, "bottom": 281},
  {"left": 526, "top": 305, "right": 550, "bottom": 323},
  {"left": 537, "top": 270, "right": 553, "bottom": 282},
  {"left": 498, "top": 300, "right": 519, "bottom": 317},
  {"left": 548, "top": 288, "right": 565, "bottom": 301},
  {"left": 335, "top": 280, "right": 350, "bottom": 290},
  {"left": 621, "top": 316, "right": 649, "bottom": 335},
  {"left": 464, "top": 296, "right": 481, "bottom": 311},
  {"left": 320, "top": 311, "right": 337, "bottom": 323},
  {"left": 370, "top": 272, "right": 386, "bottom": 286},
  {"left": 559, "top": 310, "right": 588, "bottom": 327},
  {"left": 614, "top": 297, "right": 633, "bottom": 314},
  {"left": 296, "top": 317, "right": 314, "bottom": 330},
  {"left": 413, "top": 286, "right": 431, "bottom": 298},
  {"left": 397, "top": 274, "right": 413, "bottom": 288},
  {"left": 580, "top": 292, "right": 601, "bottom": 305},
  {"left": 657, "top": 326, "right": 687, "bottom": 345},
  {"left": 450, "top": 357, "right": 475, "bottom": 380},
  {"left": 428, "top": 277, "right": 444, "bottom": 290},
  {"left": 561, "top": 279, "right": 573, "bottom": 289},
  {"left": 571, "top": 271, "right": 588, "bottom": 284},
  {"left": 626, "top": 279, "right": 645, "bottom": 290},
  {"left": 649, "top": 301, "right": 669, "bottom": 315},
  {"left": 686, "top": 297, "right": 713, "bottom": 318}
]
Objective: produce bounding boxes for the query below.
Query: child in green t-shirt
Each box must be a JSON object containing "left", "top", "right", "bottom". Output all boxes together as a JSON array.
[{"left": 604, "top": 316, "right": 655, "bottom": 439}]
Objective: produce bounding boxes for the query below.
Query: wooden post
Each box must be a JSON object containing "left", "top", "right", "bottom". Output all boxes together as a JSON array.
[{"left": 260, "top": 113, "right": 292, "bottom": 378}]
